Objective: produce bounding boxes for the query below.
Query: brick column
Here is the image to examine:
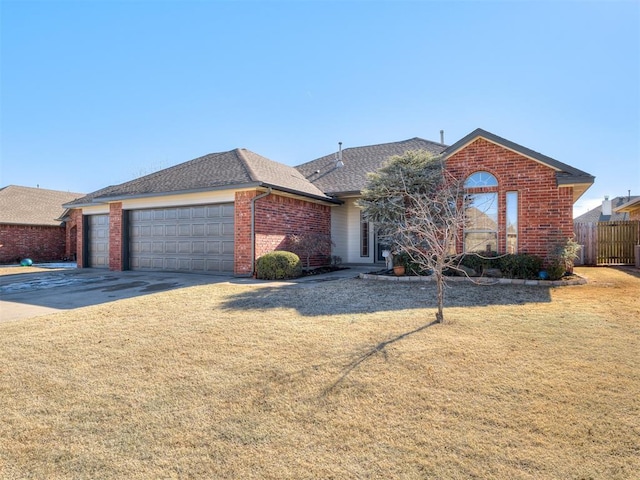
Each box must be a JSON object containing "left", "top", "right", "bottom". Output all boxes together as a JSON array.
[
  {"left": 73, "top": 210, "right": 86, "bottom": 268},
  {"left": 108, "top": 202, "right": 124, "bottom": 271},
  {"left": 234, "top": 191, "right": 256, "bottom": 275}
]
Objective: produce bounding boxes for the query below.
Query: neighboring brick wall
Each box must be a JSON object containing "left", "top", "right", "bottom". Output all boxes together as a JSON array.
[
  {"left": 108, "top": 202, "right": 123, "bottom": 271},
  {"left": 446, "top": 138, "right": 574, "bottom": 259},
  {"left": 0, "top": 223, "right": 67, "bottom": 263},
  {"left": 234, "top": 190, "right": 332, "bottom": 275}
]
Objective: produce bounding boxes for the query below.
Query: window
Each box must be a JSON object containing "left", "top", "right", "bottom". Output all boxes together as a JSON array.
[
  {"left": 506, "top": 191, "right": 518, "bottom": 253},
  {"left": 360, "top": 211, "right": 369, "bottom": 257},
  {"left": 465, "top": 192, "right": 498, "bottom": 252},
  {"left": 464, "top": 172, "right": 498, "bottom": 253},
  {"left": 464, "top": 171, "right": 498, "bottom": 188}
]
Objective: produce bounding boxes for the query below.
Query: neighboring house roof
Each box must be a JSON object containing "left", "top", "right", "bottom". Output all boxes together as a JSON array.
[
  {"left": 0, "top": 185, "right": 84, "bottom": 227},
  {"left": 615, "top": 196, "right": 640, "bottom": 214},
  {"left": 295, "top": 137, "right": 447, "bottom": 196},
  {"left": 443, "top": 128, "right": 595, "bottom": 201},
  {"left": 573, "top": 196, "right": 639, "bottom": 223},
  {"left": 66, "top": 148, "right": 336, "bottom": 207}
]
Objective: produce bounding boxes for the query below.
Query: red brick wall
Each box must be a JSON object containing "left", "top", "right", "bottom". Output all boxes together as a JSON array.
[
  {"left": 65, "top": 209, "right": 81, "bottom": 262},
  {"left": 234, "top": 190, "right": 332, "bottom": 275},
  {"left": 255, "top": 194, "right": 331, "bottom": 266},
  {"left": 0, "top": 223, "right": 67, "bottom": 263},
  {"left": 71, "top": 209, "right": 85, "bottom": 268},
  {"left": 446, "top": 138, "right": 574, "bottom": 259},
  {"left": 108, "top": 202, "right": 123, "bottom": 271},
  {"left": 66, "top": 208, "right": 121, "bottom": 270},
  {"left": 234, "top": 191, "right": 255, "bottom": 275}
]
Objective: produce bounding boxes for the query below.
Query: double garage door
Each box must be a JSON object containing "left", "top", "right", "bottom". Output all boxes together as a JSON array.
[{"left": 87, "top": 203, "right": 234, "bottom": 274}]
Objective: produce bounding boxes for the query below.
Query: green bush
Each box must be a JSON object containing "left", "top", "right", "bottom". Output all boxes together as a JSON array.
[
  {"left": 255, "top": 251, "right": 303, "bottom": 280},
  {"left": 498, "top": 254, "right": 543, "bottom": 279},
  {"left": 460, "top": 251, "right": 500, "bottom": 274},
  {"left": 546, "top": 260, "right": 566, "bottom": 281}
]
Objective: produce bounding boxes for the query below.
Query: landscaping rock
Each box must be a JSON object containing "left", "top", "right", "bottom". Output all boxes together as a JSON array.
[
  {"left": 483, "top": 268, "right": 503, "bottom": 278},
  {"left": 454, "top": 265, "right": 478, "bottom": 277}
]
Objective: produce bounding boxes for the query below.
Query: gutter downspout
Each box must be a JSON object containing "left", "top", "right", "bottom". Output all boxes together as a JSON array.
[{"left": 250, "top": 187, "right": 272, "bottom": 276}]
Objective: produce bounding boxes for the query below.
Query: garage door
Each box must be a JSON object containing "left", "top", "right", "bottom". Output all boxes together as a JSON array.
[
  {"left": 88, "top": 214, "right": 109, "bottom": 268},
  {"left": 129, "top": 204, "right": 234, "bottom": 274}
]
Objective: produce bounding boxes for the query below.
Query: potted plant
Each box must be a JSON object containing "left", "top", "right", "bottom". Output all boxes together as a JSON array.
[{"left": 392, "top": 252, "right": 408, "bottom": 276}]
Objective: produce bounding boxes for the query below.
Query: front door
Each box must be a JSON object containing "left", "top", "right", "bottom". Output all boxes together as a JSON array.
[{"left": 373, "top": 229, "right": 389, "bottom": 263}]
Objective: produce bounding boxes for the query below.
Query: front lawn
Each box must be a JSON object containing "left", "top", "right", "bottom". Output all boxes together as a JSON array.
[{"left": 1, "top": 267, "right": 638, "bottom": 479}]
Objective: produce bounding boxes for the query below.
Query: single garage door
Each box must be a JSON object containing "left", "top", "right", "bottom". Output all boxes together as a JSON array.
[
  {"left": 129, "top": 204, "right": 234, "bottom": 274},
  {"left": 88, "top": 214, "right": 110, "bottom": 268}
]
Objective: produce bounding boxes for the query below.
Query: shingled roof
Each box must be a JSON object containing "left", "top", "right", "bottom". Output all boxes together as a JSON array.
[
  {"left": 574, "top": 196, "right": 639, "bottom": 223},
  {"left": 0, "top": 185, "right": 84, "bottom": 226},
  {"left": 67, "top": 148, "right": 334, "bottom": 206},
  {"left": 295, "top": 138, "right": 447, "bottom": 196}
]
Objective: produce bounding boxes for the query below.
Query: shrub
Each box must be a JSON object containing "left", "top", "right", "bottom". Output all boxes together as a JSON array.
[
  {"left": 287, "top": 233, "right": 334, "bottom": 268},
  {"left": 255, "top": 251, "right": 302, "bottom": 280},
  {"left": 546, "top": 260, "right": 566, "bottom": 281},
  {"left": 460, "top": 251, "right": 500, "bottom": 274},
  {"left": 554, "top": 237, "right": 581, "bottom": 273},
  {"left": 498, "top": 254, "right": 544, "bottom": 279}
]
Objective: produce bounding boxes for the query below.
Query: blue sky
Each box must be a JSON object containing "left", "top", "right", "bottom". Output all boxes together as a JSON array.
[{"left": 1, "top": 0, "right": 638, "bottom": 217}]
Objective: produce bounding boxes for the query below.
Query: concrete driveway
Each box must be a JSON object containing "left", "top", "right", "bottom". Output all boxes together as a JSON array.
[
  {"left": 0, "top": 268, "right": 235, "bottom": 322},
  {"left": 0, "top": 266, "right": 371, "bottom": 323}
]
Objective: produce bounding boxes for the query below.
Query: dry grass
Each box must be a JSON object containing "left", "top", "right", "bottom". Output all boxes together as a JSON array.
[
  {"left": 1, "top": 267, "right": 638, "bottom": 479},
  {"left": 0, "top": 266, "right": 66, "bottom": 276}
]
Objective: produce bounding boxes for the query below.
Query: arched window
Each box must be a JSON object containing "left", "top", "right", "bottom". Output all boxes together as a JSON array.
[
  {"left": 464, "top": 171, "right": 498, "bottom": 188},
  {"left": 464, "top": 172, "right": 498, "bottom": 253}
]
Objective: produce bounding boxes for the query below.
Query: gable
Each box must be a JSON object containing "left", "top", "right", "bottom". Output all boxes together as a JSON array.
[
  {"left": 67, "top": 149, "right": 335, "bottom": 208},
  {"left": 443, "top": 129, "right": 594, "bottom": 202}
]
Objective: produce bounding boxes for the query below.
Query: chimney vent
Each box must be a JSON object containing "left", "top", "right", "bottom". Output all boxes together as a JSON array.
[
  {"left": 336, "top": 142, "right": 344, "bottom": 168},
  {"left": 440, "top": 130, "right": 445, "bottom": 145}
]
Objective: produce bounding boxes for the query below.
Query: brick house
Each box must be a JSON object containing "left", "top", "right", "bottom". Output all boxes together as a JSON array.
[
  {"left": 63, "top": 149, "right": 337, "bottom": 275},
  {"left": 574, "top": 195, "right": 639, "bottom": 223},
  {"left": 615, "top": 197, "right": 640, "bottom": 222},
  {"left": 0, "top": 185, "right": 84, "bottom": 263},
  {"left": 64, "top": 128, "right": 595, "bottom": 275}
]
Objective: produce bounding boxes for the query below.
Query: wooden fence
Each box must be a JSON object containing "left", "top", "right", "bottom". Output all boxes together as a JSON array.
[{"left": 574, "top": 221, "right": 640, "bottom": 265}]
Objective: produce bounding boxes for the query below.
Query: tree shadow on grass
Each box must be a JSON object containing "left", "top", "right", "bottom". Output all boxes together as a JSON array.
[
  {"left": 220, "top": 278, "right": 553, "bottom": 317},
  {"left": 611, "top": 266, "right": 640, "bottom": 279},
  {"left": 321, "top": 319, "right": 441, "bottom": 396}
]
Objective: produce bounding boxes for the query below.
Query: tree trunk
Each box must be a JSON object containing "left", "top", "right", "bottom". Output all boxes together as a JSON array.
[{"left": 435, "top": 270, "right": 444, "bottom": 323}]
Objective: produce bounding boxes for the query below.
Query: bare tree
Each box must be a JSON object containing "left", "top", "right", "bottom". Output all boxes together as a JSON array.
[
  {"left": 287, "top": 232, "right": 334, "bottom": 269},
  {"left": 357, "top": 150, "right": 468, "bottom": 323}
]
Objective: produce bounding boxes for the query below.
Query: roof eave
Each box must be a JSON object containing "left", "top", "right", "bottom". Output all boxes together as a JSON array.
[
  {"left": 329, "top": 190, "right": 363, "bottom": 198},
  {"left": 557, "top": 177, "right": 595, "bottom": 203},
  {"left": 73, "top": 182, "right": 264, "bottom": 205},
  {"left": 261, "top": 183, "right": 342, "bottom": 205},
  {"left": 615, "top": 197, "right": 640, "bottom": 213},
  {"left": 0, "top": 221, "right": 65, "bottom": 227},
  {"left": 63, "top": 182, "right": 342, "bottom": 207},
  {"left": 556, "top": 174, "right": 595, "bottom": 186}
]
